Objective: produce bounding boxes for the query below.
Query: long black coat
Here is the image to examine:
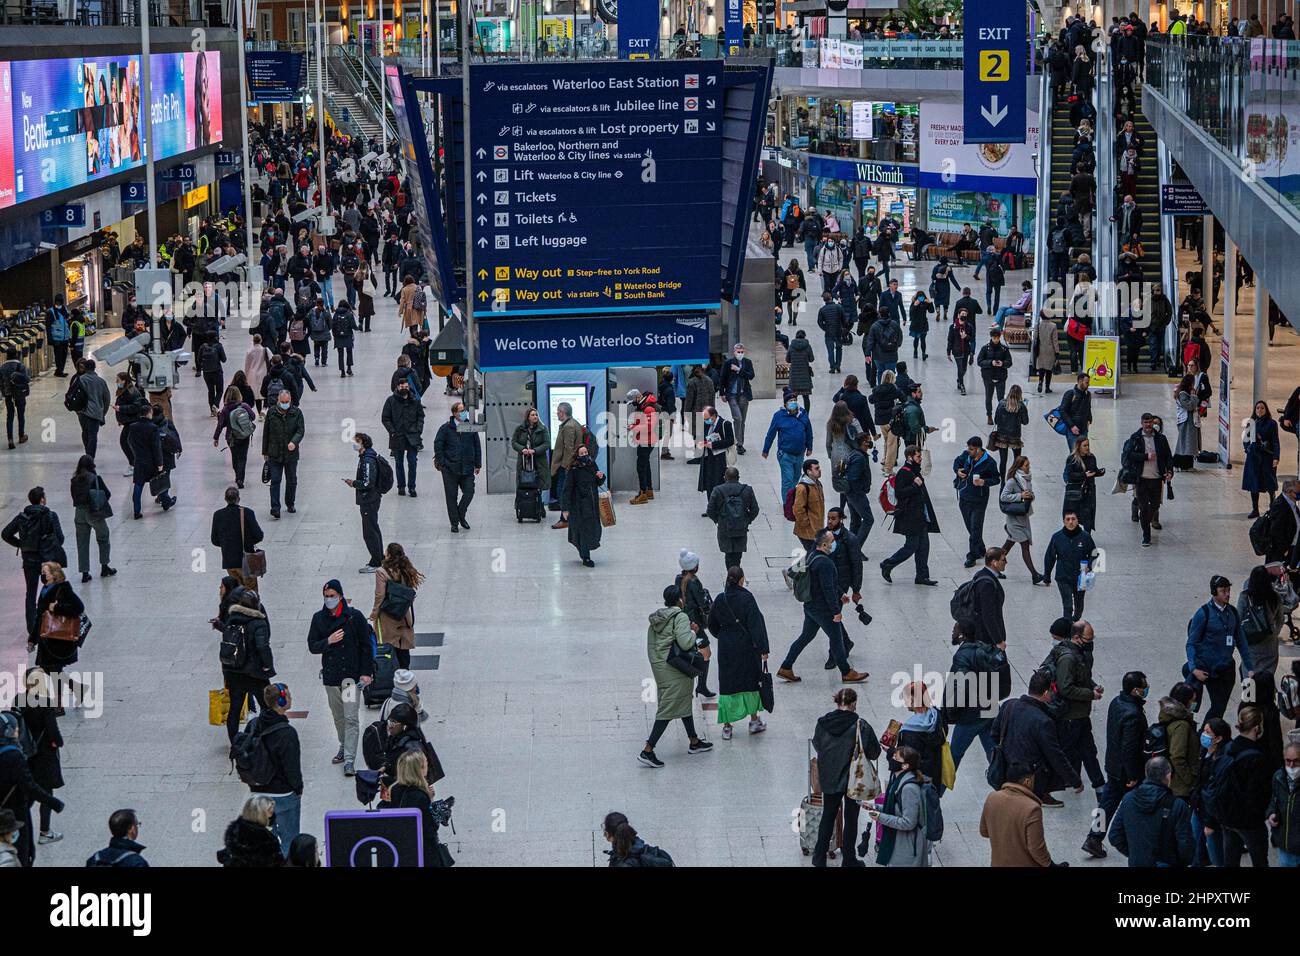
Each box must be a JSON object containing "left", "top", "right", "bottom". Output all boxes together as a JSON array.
[
  {"left": 210, "top": 503, "right": 264, "bottom": 571},
  {"left": 707, "top": 585, "right": 769, "bottom": 697},
  {"left": 126, "top": 418, "right": 164, "bottom": 485},
  {"left": 34, "top": 579, "right": 85, "bottom": 669},
  {"left": 561, "top": 457, "right": 604, "bottom": 554},
  {"left": 20, "top": 704, "right": 63, "bottom": 792},
  {"left": 698, "top": 417, "right": 734, "bottom": 495},
  {"left": 992, "top": 695, "right": 1080, "bottom": 791},
  {"left": 891, "top": 460, "right": 940, "bottom": 536}
]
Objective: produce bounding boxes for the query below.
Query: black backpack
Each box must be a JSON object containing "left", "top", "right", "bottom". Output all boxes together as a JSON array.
[
  {"left": 219, "top": 619, "right": 251, "bottom": 670},
  {"left": 86, "top": 847, "right": 145, "bottom": 867},
  {"left": 361, "top": 718, "right": 388, "bottom": 770},
  {"left": 616, "top": 843, "right": 675, "bottom": 867},
  {"left": 718, "top": 489, "right": 749, "bottom": 536},
  {"left": 1, "top": 709, "right": 35, "bottom": 758},
  {"left": 379, "top": 579, "right": 416, "bottom": 619},
  {"left": 1248, "top": 511, "right": 1272, "bottom": 556},
  {"left": 230, "top": 716, "right": 291, "bottom": 787},
  {"left": 63, "top": 376, "right": 88, "bottom": 413},
  {"left": 1051, "top": 228, "right": 1070, "bottom": 254},
  {"left": 159, "top": 422, "right": 181, "bottom": 456},
  {"left": 331, "top": 310, "right": 352, "bottom": 337},
  {"left": 949, "top": 580, "right": 979, "bottom": 637},
  {"left": 1143, "top": 721, "right": 1170, "bottom": 757},
  {"left": 374, "top": 454, "right": 395, "bottom": 494},
  {"left": 879, "top": 322, "right": 903, "bottom": 352},
  {"left": 888, "top": 405, "right": 909, "bottom": 441}
]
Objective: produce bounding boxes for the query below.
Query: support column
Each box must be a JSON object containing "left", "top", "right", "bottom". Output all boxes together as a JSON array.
[
  {"left": 1254, "top": 282, "right": 1268, "bottom": 408},
  {"left": 1220, "top": 236, "right": 1237, "bottom": 467},
  {"left": 1201, "top": 214, "right": 1213, "bottom": 312}
]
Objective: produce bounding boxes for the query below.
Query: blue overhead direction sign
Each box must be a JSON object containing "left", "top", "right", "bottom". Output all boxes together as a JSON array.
[
  {"left": 619, "top": 0, "right": 660, "bottom": 59},
  {"left": 724, "top": 0, "right": 744, "bottom": 57},
  {"left": 962, "top": 0, "right": 1027, "bottom": 144},
  {"left": 468, "top": 60, "right": 724, "bottom": 318},
  {"left": 478, "top": 313, "right": 710, "bottom": 370}
]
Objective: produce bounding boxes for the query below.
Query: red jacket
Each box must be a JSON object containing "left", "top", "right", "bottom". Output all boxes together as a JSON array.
[{"left": 627, "top": 395, "right": 658, "bottom": 447}]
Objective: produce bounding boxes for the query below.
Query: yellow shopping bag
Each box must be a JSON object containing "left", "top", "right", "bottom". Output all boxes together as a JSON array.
[
  {"left": 940, "top": 741, "right": 957, "bottom": 790},
  {"left": 209, "top": 688, "right": 230, "bottom": 726}
]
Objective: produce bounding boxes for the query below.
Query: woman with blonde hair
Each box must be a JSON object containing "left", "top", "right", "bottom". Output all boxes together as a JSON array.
[
  {"left": 30, "top": 563, "right": 84, "bottom": 676},
  {"left": 218, "top": 795, "right": 284, "bottom": 867},
  {"left": 895, "top": 680, "right": 947, "bottom": 794},
  {"left": 371, "top": 542, "right": 425, "bottom": 669},
  {"left": 1000, "top": 455, "right": 1042, "bottom": 583},
  {"left": 990, "top": 383, "right": 1029, "bottom": 481},
  {"left": 378, "top": 748, "right": 451, "bottom": 866}
]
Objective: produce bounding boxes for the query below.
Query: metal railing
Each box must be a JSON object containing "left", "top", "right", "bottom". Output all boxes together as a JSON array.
[
  {"left": 1094, "top": 50, "right": 1115, "bottom": 333},
  {"left": 1147, "top": 35, "right": 1300, "bottom": 221},
  {"left": 1, "top": 0, "right": 223, "bottom": 26},
  {"left": 1031, "top": 61, "right": 1052, "bottom": 328}
]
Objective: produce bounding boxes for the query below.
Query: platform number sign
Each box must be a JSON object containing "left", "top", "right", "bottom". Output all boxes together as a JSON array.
[
  {"left": 41, "top": 204, "right": 86, "bottom": 228},
  {"left": 962, "top": 0, "right": 1026, "bottom": 144}
]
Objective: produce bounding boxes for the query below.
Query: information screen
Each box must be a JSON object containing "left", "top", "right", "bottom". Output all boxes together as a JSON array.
[{"left": 546, "top": 384, "right": 589, "bottom": 450}]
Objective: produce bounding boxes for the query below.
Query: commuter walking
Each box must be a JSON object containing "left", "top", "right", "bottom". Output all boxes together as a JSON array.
[
  {"left": 1185, "top": 575, "right": 1255, "bottom": 721},
  {"left": 1042, "top": 511, "right": 1097, "bottom": 621},
  {"left": 761, "top": 391, "right": 814, "bottom": 505},
  {"left": 706, "top": 466, "right": 760, "bottom": 569},
  {"left": 638, "top": 585, "right": 714, "bottom": 768},
  {"left": 307, "top": 579, "right": 374, "bottom": 776},
  {"left": 776, "top": 530, "right": 868, "bottom": 683},
  {"left": 214, "top": 385, "right": 257, "bottom": 488},
  {"left": 69, "top": 456, "right": 114, "bottom": 583},
  {"left": 382, "top": 378, "right": 426, "bottom": 497},
  {"left": 261, "top": 390, "right": 304, "bottom": 520},
  {"left": 433, "top": 402, "right": 481, "bottom": 534},
  {"left": 1108, "top": 757, "right": 1195, "bottom": 867},
  {"left": 999, "top": 455, "right": 1041, "bottom": 583},
  {"left": 879, "top": 445, "right": 940, "bottom": 586},
  {"left": 719, "top": 344, "right": 754, "bottom": 454},
  {"left": 210, "top": 486, "right": 263, "bottom": 593},
  {"left": 953, "top": 436, "right": 1001, "bottom": 568},
  {"left": 72, "top": 359, "right": 111, "bottom": 459},
  {"left": 559, "top": 444, "right": 604, "bottom": 567},
  {"left": 810, "top": 688, "right": 880, "bottom": 866},
  {"left": 0, "top": 346, "right": 31, "bottom": 449},
  {"left": 370, "top": 543, "right": 423, "bottom": 669},
  {"left": 245, "top": 682, "right": 303, "bottom": 856},
  {"left": 345, "top": 433, "right": 386, "bottom": 573}
]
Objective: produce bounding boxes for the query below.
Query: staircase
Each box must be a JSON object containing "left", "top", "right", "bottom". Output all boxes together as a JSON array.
[{"left": 1129, "top": 103, "right": 1163, "bottom": 317}]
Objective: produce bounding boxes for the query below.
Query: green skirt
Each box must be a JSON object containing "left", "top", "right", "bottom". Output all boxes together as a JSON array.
[{"left": 717, "top": 691, "right": 763, "bottom": 724}]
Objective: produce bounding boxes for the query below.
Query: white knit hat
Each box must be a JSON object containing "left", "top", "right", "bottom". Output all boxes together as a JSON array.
[{"left": 679, "top": 548, "right": 700, "bottom": 571}]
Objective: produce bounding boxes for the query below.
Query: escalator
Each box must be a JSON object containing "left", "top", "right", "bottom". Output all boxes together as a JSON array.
[{"left": 1127, "top": 103, "right": 1164, "bottom": 333}]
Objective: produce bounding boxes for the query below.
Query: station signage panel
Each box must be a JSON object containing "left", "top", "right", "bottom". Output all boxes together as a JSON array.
[
  {"left": 478, "top": 313, "right": 710, "bottom": 370},
  {"left": 962, "top": 0, "right": 1026, "bottom": 144},
  {"left": 246, "top": 51, "right": 305, "bottom": 103},
  {"left": 468, "top": 60, "right": 723, "bottom": 317}
]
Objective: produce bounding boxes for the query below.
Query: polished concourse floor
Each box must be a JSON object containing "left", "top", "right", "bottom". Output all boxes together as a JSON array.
[{"left": 1, "top": 255, "right": 1293, "bottom": 867}]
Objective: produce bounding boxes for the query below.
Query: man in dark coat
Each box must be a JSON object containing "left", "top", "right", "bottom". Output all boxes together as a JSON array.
[
  {"left": 0, "top": 711, "right": 64, "bottom": 866},
  {"left": 560, "top": 445, "right": 604, "bottom": 566},
  {"left": 696, "top": 406, "right": 735, "bottom": 504},
  {"left": 306, "top": 578, "right": 374, "bottom": 775},
  {"left": 261, "top": 388, "right": 305, "bottom": 520},
  {"left": 126, "top": 406, "right": 165, "bottom": 518},
  {"left": 1108, "top": 756, "right": 1195, "bottom": 867},
  {"left": 1082, "top": 670, "right": 1149, "bottom": 859},
  {"left": 880, "top": 444, "right": 940, "bottom": 586},
  {"left": 1120, "top": 413, "right": 1174, "bottom": 546},
  {"left": 381, "top": 380, "right": 426, "bottom": 497},
  {"left": 820, "top": 507, "right": 864, "bottom": 671},
  {"left": 210, "top": 485, "right": 264, "bottom": 591},
  {"left": 992, "top": 668, "right": 1081, "bottom": 800},
  {"left": 432, "top": 401, "right": 482, "bottom": 534},
  {"left": 1262, "top": 478, "right": 1300, "bottom": 564},
  {"left": 706, "top": 467, "right": 760, "bottom": 568},
  {"left": 345, "top": 434, "right": 384, "bottom": 573}
]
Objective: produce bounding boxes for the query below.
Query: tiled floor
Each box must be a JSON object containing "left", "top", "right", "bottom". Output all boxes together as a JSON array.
[{"left": 1, "top": 251, "right": 1293, "bottom": 867}]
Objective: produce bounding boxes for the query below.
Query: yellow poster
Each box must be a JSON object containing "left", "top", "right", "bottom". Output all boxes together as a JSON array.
[{"left": 1083, "top": 336, "right": 1120, "bottom": 392}]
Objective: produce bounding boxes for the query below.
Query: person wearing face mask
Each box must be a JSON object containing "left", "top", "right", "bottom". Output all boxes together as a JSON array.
[
  {"left": 777, "top": 530, "right": 868, "bottom": 684},
  {"left": 1267, "top": 740, "right": 1300, "bottom": 867},
  {"left": 868, "top": 744, "right": 932, "bottom": 867},
  {"left": 1042, "top": 511, "right": 1097, "bottom": 622},
  {"left": 307, "top": 579, "right": 375, "bottom": 777},
  {"left": 382, "top": 380, "right": 426, "bottom": 498},
  {"left": 433, "top": 402, "right": 482, "bottom": 534},
  {"left": 112, "top": 371, "right": 149, "bottom": 478},
  {"left": 761, "top": 389, "right": 814, "bottom": 506},
  {"left": 1081, "top": 671, "right": 1148, "bottom": 858},
  {"left": 217, "top": 587, "right": 275, "bottom": 744},
  {"left": 312, "top": 243, "right": 336, "bottom": 310},
  {"left": 559, "top": 442, "right": 604, "bottom": 567},
  {"left": 344, "top": 433, "right": 386, "bottom": 573},
  {"left": 1185, "top": 575, "right": 1255, "bottom": 722},
  {"left": 1192, "top": 718, "right": 1232, "bottom": 867},
  {"left": 639, "top": 585, "right": 714, "bottom": 768},
  {"left": 719, "top": 344, "right": 754, "bottom": 455},
  {"left": 261, "top": 389, "right": 304, "bottom": 521},
  {"left": 1213, "top": 706, "right": 1274, "bottom": 867},
  {"left": 808, "top": 688, "right": 879, "bottom": 866},
  {"left": 696, "top": 406, "right": 734, "bottom": 510}
]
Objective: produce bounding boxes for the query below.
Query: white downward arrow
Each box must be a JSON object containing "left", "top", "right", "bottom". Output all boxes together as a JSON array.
[{"left": 981, "top": 96, "right": 1008, "bottom": 127}]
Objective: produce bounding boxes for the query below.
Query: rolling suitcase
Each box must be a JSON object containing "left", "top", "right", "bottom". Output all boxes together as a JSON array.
[
  {"left": 515, "top": 486, "right": 545, "bottom": 522},
  {"left": 799, "top": 740, "right": 843, "bottom": 857},
  {"left": 364, "top": 643, "right": 397, "bottom": 708}
]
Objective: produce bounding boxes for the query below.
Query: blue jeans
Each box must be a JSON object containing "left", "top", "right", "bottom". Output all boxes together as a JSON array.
[
  {"left": 776, "top": 449, "right": 802, "bottom": 505},
  {"left": 394, "top": 448, "right": 418, "bottom": 491},
  {"left": 958, "top": 498, "right": 988, "bottom": 563},
  {"left": 1147, "top": 329, "right": 1165, "bottom": 369},
  {"left": 269, "top": 792, "right": 301, "bottom": 857},
  {"left": 992, "top": 306, "right": 1023, "bottom": 326},
  {"left": 781, "top": 606, "right": 848, "bottom": 675},
  {"left": 1065, "top": 429, "right": 1087, "bottom": 453},
  {"left": 550, "top": 466, "right": 567, "bottom": 506},
  {"left": 320, "top": 278, "right": 335, "bottom": 309},
  {"left": 131, "top": 481, "right": 145, "bottom": 516},
  {"left": 973, "top": 251, "right": 992, "bottom": 278},
  {"left": 1191, "top": 812, "right": 1225, "bottom": 867},
  {"left": 345, "top": 277, "right": 357, "bottom": 307},
  {"left": 824, "top": 333, "right": 842, "bottom": 371},
  {"left": 804, "top": 237, "right": 818, "bottom": 269},
  {"left": 1088, "top": 776, "right": 1129, "bottom": 838},
  {"left": 844, "top": 492, "right": 874, "bottom": 551},
  {"left": 948, "top": 718, "right": 995, "bottom": 770}
]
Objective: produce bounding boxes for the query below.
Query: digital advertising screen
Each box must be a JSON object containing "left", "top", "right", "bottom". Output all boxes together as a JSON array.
[{"left": 0, "top": 51, "right": 223, "bottom": 212}]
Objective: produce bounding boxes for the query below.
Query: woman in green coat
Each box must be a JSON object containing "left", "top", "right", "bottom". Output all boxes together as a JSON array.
[
  {"left": 639, "top": 585, "right": 714, "bottom": 768},
  {"left": 510, "top": 407, "right": 551, "bottom": 491}
]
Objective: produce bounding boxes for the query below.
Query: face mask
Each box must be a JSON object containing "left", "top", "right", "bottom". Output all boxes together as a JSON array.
[
  {"left": 458, "top": 410, "right": 470, "bottom": 423},
  {"left": 352, "top": 442, "right": 362, "bottom": 452},
  {"left": 278, "top": 401, "right": 290, "bottom": 411},
  {"left": 324, "top": 596, "right": 341, "bottom": 610},
  {"left": 1200, "top": 732, "right": 1214, "bottom": 750},
  {"left": 1288, "top": 766, "right": 1300, "bottom": 782},
  {"left": 787, "top": 402, "right": 799, "bottom": 412},
  {"left": 1139, "top": 687, "right": 1149, "bottom": 699},
  {"left": 829, "top": 540, "right": 838, "bottom": 553}
]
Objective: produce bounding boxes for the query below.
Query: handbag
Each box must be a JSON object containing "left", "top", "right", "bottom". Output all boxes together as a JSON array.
[
  {"left": 208, "top": 688, "right": 229, "bottom": 726},
  {"left": 758, "top": 661, "right": 775, "bottom": 715},
  {"left": 666, "top": 636, "right": 708, "bottom": 678},
  {"left": 261, "top": 460, "right": 272, "bottom": 484},
  {"left": 239, "top": 508, "right": 267, "bottom": 577},
  {"left": 940, "top": 740, "right": 958, "bottom": 789},
  {"left": 1000, "top": 495, "right": 1030, "bottom": 516},
  {"left": 39, "top": 610, "right": 79, "bottom": 642},
  {"left": 1166, "top": 479, "right": 1175, "bottom": 501},
  {"left": 598, "top": 490, "right": 616, "bottom": 527},
  {"left": 87, "top": 477, "right": 113, "bottom": 520},
  {"left": 76, "top": 612, "right": 92, "bottom": 647},
  {"left": 149, "top": 471, "right": 171, "bottom": 496},
  {"left": 846, "top": 724, "right": 882, "bottom": 801}
]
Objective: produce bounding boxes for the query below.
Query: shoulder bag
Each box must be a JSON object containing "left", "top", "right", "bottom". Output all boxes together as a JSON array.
[
  {"left": 87, "top": 475, "right": 113, "bottom": 520},
  {"left": 39, "top": 609, "right": 80, "bottom": 642},
  {"left": 240, "top": 507, "right": 267, "bottom": 577},
  {"left": 715, "top": 593, "right": 773, "bottom": 714},
  {"left": 665, "top": 616, "right": 708, "bottom": 678},
  {"left": 846, "top": 722, "right": 882, "bottom": 801}
]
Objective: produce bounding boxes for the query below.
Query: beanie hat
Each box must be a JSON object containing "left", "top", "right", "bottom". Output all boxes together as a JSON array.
[
  {"left": 1049, "top": 617, "right": 1072, "bottom": 639},
  {"left": 324, "top": 578, "right": 344, "bottom": 598},
  {"left": 679, "top": 548, "right": 700, "bottom": 572}
]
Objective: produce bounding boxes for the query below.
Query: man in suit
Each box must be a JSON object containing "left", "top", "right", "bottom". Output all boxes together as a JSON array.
[
  {"left": 719, "top": 343, "right": 755, "bottom": 454},
  {"left": 210, "top": 485, "right": 264, "bottom": 592}
]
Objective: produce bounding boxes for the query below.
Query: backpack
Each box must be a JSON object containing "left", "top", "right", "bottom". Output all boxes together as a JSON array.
[
  {"left": 361, "top": 717, "right": 388, "bottom": 770},
  {"left": 888, "top": 405, "right": 909, "bottom": 443},
  {"left": 86, "top": 847, "right": 145, "bottom": 867},
  {"left": 1142, "top": 721, "right": 1170, "bottom": 757},
  {"left": 295, "top": 282, "right": 314, "bottom": 310},
  {"left": 620, "top": 843, "right": 675, "bottom": 867},
  {"left": 718, "top": 489, "right": 749, "bottom": 536},
  {"left": 308, "top": 309, "right": 329, "bottom": 336},
  {"left": 379, "top": 578, "right": 416, "bottom": 619},
  {"left": 230, "top": 716, "right": 292, "bottom": 787},
  {"left": 1248, "top": 510, "right": 1272, "bottom": 556},
  {"left": 1278, "top": 669, "right": 1300, "bottom": 721},
  {"left": 986, "top": 262, "right": 1004, "bottom": 285},
  {"left": 1050, "top": 228, "right": 1069, "bottom": 254},
  {"left": 159, "top": 421, "right": 181, "bottom": 456},
  {"left": 264, "top": 376, "right": 287, "bottom": 403},
  {"left": 404, "top": 371, "right": 424, "bottom": 401},
  {"left": 63, "top": 376, "right": 88, "bottom": 413},
  {"left": 228, "top": 405, "right": 256, "bottom": 441},
  {"left": 1202, "top": 745, "right": 1259, "bottom": 825},
  {"left": 787, "top": 553, "right": 815, "bottom": 603},
  {"left": 374, "top": 454, "right": 395, "bottom": 494},
  {"left": 288, "top": 318, "right": 307, "bottom": 342},
  {"left": 914, "top": 778, "right": 944, "bottom": 842},
  {"left": 331, "top": 310, "right": 352, "bottom": 337},
  {"left": 219, "top": 619, "right": 251, "bottom": 670},
  {"left": 878, "top": 473, "right": 898, "bottom": 514},
  {"left": 3, "top": 366, "right": 30, "bottom": 398},
  {"left": 412, "top": 287, "right": 427, "bottom": 312},
  {"left": 783, "top": 486, "right": 797, "bottom": 522},
  {"left": 878, "top": 322, "right": 902, "bottom": 352},
  {"left": 949, "top": 580, "right": 979, "bottom": 637}
]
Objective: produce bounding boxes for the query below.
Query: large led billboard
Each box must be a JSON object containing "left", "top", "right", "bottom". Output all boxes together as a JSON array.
[{"left": 0, "top": 51, "right": 223, "bottom": 212}]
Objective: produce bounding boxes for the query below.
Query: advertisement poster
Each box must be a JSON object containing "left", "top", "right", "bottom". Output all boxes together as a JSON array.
[
  {"left": 1082, "top": 336, "right": 1120, "bottom": 392},
  {"left": 919, "top": 101, "right": 1040, "bottom": 195},
  {"left": 925, "top": 190, "right": 1014, "bottom": 234},
  {"left": 851, "top": 100, "right": 873, "bottom": 140},
  {"left": 3, "top": 52, "right": 222, "bottom": 211}
]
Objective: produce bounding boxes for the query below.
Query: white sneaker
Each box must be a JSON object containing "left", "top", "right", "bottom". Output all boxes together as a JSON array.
[
  {"left": 749, "top": 717, "right": 767, "bottom": 734},
  {"left": 39, "top": 831, "right": 63, "bottom": 844},
  {"left": 721, "top": 724, "right": 733, "bottom": 740}
]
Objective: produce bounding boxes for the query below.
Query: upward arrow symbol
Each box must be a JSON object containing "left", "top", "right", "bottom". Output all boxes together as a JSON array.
[
  {"left": 476, "top": 170, "right": 487, "bottom": 181},
  {"left": 475, "top": 147, "right": 486, "bottom": 158},
  {"left": 476, "top": 192, "right": 487, "bottom": 203},
  {"left": 981, "top": 95, "right": 1008, "bottom": 127},
  {"left": 477, "top": 268, "right": 488, "bottom": 279},
  {"left": 476, "top": 214, "right": 487, "bottom": 225}
]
